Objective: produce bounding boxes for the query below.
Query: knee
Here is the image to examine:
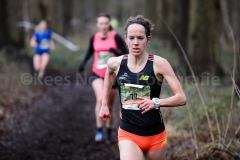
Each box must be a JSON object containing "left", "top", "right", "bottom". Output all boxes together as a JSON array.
[
  {"left": 39, "top": 64, "right": 48, "bottom": 71},
  {"left": 34, "top": 68, "right": 39, "bottom": 71},
  {"left": 39, "top": 66, "right": 45, "bottom": 71},
  {"left": 34, "top": 65, "right": 40, "bottom": 71}
]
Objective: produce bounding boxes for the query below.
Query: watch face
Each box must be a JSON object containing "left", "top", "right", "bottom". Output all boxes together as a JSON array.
[{"left": 153, "top": 98, "right": 160, "bottom": 104}]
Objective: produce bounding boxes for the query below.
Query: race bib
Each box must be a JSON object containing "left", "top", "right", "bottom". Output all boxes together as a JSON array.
[
  {"left": 120, "top": 83, "right": 150, "bottom": 110},
  {"left": 97, "top": 51, "right": 114, "bottom": 69},
  {"left": 39, "top": 39, "right": 49, "bottom": 49}
]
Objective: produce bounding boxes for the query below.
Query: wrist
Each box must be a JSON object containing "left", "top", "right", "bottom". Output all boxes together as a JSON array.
[
  {"left": 152, "top": 97, "right": 161, "bottom": 109},
  {"left": 151, "top": 102, "right": 155, "bottom": 110},
  {"left": 101, "top": 100, "right": 108, "bottom": 106}
]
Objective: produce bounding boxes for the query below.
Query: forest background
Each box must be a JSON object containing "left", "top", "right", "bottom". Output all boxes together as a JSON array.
[{"left": 0, "top": 0, "right": 239, "bottom": 159}]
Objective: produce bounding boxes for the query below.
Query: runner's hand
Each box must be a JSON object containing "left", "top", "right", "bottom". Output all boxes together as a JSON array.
[
  {"left": 137, "top": 97, "right": 155, "bottom": 114},
  {"left": 30, "top": 42, "right": 37, "bottom": 48},
  {"left": 99, "top": 105, "right": 111, "bottom": 121},
  {"left": 78, "top": 63, "right": 85, "bottom": 72},
  {"left": 109, "top": 48, "right": 120, "bottom": 56}
]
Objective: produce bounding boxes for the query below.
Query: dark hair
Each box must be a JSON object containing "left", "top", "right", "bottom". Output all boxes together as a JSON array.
[
  {"left": 97, "top": 12, "right": 111, "bottom": 20},
  {"left": 97, "top": 12, "right": 113, "bottom": 31},
  {"left": 124, "top": 15, "right": 154, "bottom": 37}
]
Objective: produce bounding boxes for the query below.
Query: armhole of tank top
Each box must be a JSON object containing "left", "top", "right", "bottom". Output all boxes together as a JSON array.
[
  {"left": 112, "top": 31, "right": 116, "bottom": 36},
  {"left": 148, "top": 54, "right": 154, "bottom": 61},
  {"left": 123, "top": 54, "right": 128, "bottom": 59},
  {"left": 120, "top": 55, "right": 128, "bottom": 67},
  {"left": 112, "top": 32, "right": 119, "bottom": 50},
  {"left": 91, "top": 34, "right": 96, "bottom": 47},
  {"left": 150, "top": 54, "right": 162, "bottom": 84},
  {"left": 116, "top": 55, "right": 127, "bottom": 77}
]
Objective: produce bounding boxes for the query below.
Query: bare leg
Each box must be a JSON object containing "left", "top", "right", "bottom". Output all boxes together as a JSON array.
[
  {"left": 119, "top": 140, "right": 144, "bottom": 160},
  {"left": 92, "top": 78, "right": 104, "bottom": 128},
  {"left": 105, "top": 88, "right": 117, "bottom": 143},
  {"left": 106, "top": 88, "right": 117, "bottom": 128},
  {"left": 33, "top": 54, "right": 41, "bottom": 72},
  {"left": 38, "top": 53, "right": 50, "bottom": 79},
  {"left": 145, "top": 145, "right": 167, "bottom": 160}
]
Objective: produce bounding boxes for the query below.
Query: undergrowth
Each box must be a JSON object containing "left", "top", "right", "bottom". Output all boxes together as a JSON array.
[{"left": 0, "top": 49, "right": 40, "bottom": 121}]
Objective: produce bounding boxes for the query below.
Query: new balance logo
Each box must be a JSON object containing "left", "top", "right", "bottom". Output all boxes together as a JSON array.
[
  {"left": 161, "top": 139, "right": 167, "bottom": 145},
  {"left": 139, "top": 75, "right": 149, "bottom": 80}
]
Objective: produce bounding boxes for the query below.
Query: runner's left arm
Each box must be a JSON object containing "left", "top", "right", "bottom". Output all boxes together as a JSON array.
[
  {"left": 155, "top": 56, "right": 186, "bottom": 107},
  {"left": 49, "top": 30, "right": 55, "bottom": 50},
  {"left": 109, "top": 34, "right": 128, "bottom": 56},
  {"left": 49, "top": 39, "right": 55, "bottom": 50}
]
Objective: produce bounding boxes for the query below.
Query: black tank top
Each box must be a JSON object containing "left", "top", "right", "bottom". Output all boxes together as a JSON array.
[{"left": 117, "top": 54, "right": 165, "bottom": 136}]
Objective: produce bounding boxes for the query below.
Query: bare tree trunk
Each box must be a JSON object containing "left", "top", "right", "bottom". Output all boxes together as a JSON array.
[
  {"left": 61, "top": 0, "right": 73, "bottom": 36},
  {"left": 145, "top": 0, "right": 189, "bottom": 74},
  {"left": 145, "top": 0, "right": 168, "bottom": 39},
  {"left": 5, "top": 0, "right": 25, "bottom": 48},
  {"left": 229, "top": 0, "right": 240, "bottom": 92},
  {"left": 188, "top": 0, "right": 221, "bottom": 76},
  {"left": 169, "top": 0, "right": 190, "bottom": 74},
  {"left": 0, "top": 0, "right": 10, "bottom": 49}
]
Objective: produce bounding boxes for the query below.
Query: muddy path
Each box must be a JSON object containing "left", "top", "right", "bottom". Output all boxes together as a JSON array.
[{"left": 0, "top": 68, "right": 121, "bottom": 160}]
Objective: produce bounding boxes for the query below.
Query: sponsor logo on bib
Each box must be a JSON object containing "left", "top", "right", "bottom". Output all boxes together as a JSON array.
[{"left": 139, "top": 75, "right": 149, "bottom": 81}]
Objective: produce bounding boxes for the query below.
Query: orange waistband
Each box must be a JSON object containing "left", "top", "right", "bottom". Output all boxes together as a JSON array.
[{"left": 118, "top": 127, "right": 167, "bottom": 152}]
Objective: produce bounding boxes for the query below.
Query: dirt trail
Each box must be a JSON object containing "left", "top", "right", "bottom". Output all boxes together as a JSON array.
[{"left": 0, "top": 71, "right": 121, "bottom": 160}]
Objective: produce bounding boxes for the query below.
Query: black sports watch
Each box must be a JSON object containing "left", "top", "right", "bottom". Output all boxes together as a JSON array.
[{"left": 152, "top": 98, "right": 161, "bottom": 109}]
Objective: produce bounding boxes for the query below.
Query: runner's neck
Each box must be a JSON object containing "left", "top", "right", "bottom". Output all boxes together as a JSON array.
[
  {"left": 127, "top": 53, "right": 148, "bottom": 73},
  {"left": 100, "top": 31, "right": 110, "bottom": 39}
]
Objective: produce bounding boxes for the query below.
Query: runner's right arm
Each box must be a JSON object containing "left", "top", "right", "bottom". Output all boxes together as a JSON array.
[
  {"left": 99, "top": 56, "right": 122, "bottom": 121},
  {"left": 30, "top": 34, "right": 37, "bottom": 48},
  {"left": 78, "top": 35, "right": 94, "bottom": 72}
]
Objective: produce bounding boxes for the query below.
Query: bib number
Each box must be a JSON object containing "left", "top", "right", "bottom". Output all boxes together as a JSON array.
[
  {"left": 39, "top": 39, "right": 49, "bottom": 49},
  {"left": 120, "top": 83, "right": 150, "bottom": 110},
  {"left": 97, "top": 51, "right": 114, "bottom": 69},
  {"left": 130, "top": 93, "right": 138, "bottom": 100}
]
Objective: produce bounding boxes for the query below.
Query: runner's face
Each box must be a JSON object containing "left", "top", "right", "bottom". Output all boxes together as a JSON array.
[
  {"left": 39, "top": 22, "right": 47, "bottom": 32},
  {"left": 97, "top": 17, "right": 110, "bottom": 35},
  {"left": 124, "top": 24, "right": 151, "bottom": 56}
]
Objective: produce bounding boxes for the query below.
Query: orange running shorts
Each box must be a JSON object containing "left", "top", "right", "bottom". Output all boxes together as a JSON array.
[{"left": 118, "top": 127, "right": 167, "bottom": 152}]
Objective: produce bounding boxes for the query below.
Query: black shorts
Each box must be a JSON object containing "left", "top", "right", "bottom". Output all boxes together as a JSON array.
[{"left": 90, "top": 72, "right": 118, "bottom": 89}]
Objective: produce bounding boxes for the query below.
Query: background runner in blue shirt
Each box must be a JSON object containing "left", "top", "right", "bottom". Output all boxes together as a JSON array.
[{"left": 30, "top": 20, "right": 55, "bottom": 79}]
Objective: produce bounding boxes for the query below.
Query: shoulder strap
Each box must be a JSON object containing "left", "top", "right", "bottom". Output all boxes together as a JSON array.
[
  {"left": 148, "top": 54, "right": 154, "bottom": 61},
  {"left": 123, "top": 54, "right": 128, "bottom": 59}
]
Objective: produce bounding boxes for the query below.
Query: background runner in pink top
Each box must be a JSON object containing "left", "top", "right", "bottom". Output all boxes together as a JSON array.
[
  {"left": 78, "top": 12, "right": 127, "bottom": 144},
  {"left": 92, "top": 31, "right": 118, "bottom": 78}
]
